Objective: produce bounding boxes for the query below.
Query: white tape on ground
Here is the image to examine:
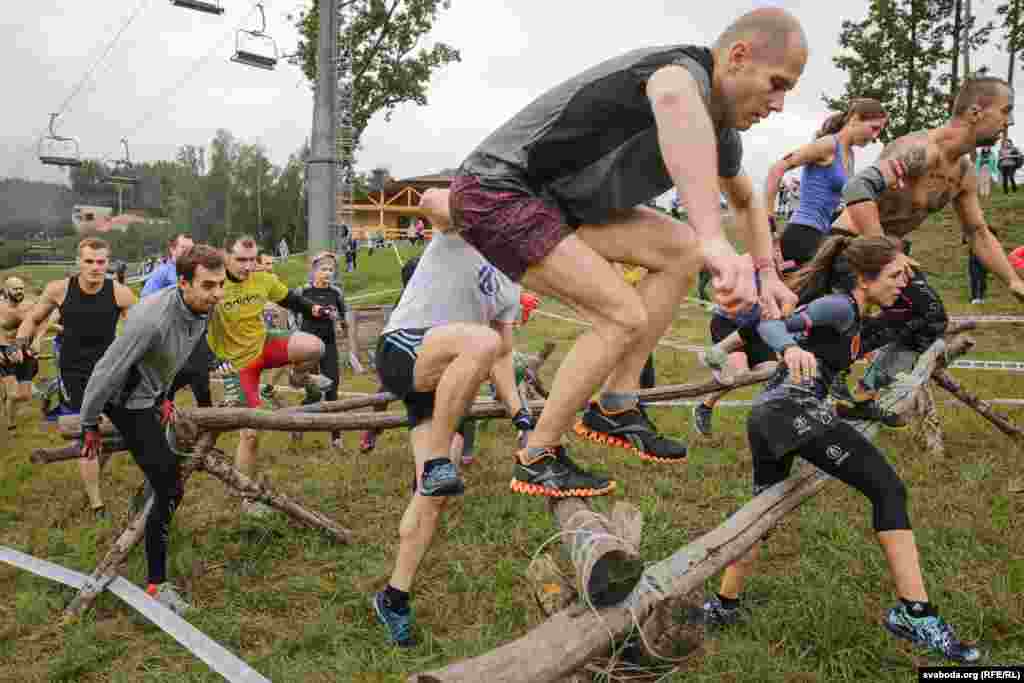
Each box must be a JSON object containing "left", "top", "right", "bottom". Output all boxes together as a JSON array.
[
  {"left": 348, "top": 288, "right": 401, "bottom": 302},
  {"left": 644, "top": 398, "right": 1024, "bottom": 408},
  {"left": 0, "top": 546, "right": 271, "bottom": 683}
]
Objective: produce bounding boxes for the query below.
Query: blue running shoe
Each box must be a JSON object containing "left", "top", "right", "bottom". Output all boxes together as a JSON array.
[
  {"left": 884, "top": 604, "right": 980, "bottom": 663},
  {"left": 685, "top": 594, "right": 747, "bottom": 628},
  {"left": 419, "top": 457, "right": 464, "bottom": 497},
  {"left": 372, "top": 591, "right": 415, "bottom": 648}
]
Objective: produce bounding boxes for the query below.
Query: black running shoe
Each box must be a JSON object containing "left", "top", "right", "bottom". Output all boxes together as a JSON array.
[
  {"left": 511, "top": 446, "right": 615, "bottom": 498},
  {"left": 829, "top": 369, "right": 858, "bottom": 407},
  {"left": 836, "top": 400, "right": 909, "bottom": 429},
  {"left": 685, "top": 594, "right": 747, "bottom": 628},
  {"left": 575, "top": 402, "right": 688, "bottom": 463}
]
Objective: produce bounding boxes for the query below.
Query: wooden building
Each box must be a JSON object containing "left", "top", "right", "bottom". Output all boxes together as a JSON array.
[{"left": 337, "top": 172, "right": 453, "bottom": 241}]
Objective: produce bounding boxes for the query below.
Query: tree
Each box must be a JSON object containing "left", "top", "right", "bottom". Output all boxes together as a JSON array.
[
  {"left": 824, "top": 0, "right": 992, "bottom": 141},
  {"left": 997, "top": 0, "right": 1023, "bottom": 88},
  {"left": 292, "top": 0, "right": 460, "bottom": 147}
]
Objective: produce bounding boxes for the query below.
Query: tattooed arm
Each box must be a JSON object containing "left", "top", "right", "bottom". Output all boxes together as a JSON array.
[
  {"left": 842, "top": 134, "right": 934, "bottom": 237},
  {"left": 762, "top": 136, "right": 836, "bottom": 217},
  {"left": 954, "top": 167, "right": 1024, "bottom": 301}
]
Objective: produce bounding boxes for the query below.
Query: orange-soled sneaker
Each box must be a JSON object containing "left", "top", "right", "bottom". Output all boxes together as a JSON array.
[
  {"left": 574, "top": 402, "right": 688, "bottom": 463},
  {"left": 510, "top": 445, "right": 615, "bottom": 498}
]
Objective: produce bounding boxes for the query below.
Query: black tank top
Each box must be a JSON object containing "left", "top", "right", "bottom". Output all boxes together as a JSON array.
[{"left": 59, "top": 276, "right": 120, "bottom": 374}]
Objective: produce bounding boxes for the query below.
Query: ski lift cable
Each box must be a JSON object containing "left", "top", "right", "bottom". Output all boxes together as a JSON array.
[
  {"left": 121, "top": 1, "right": 265, "bottom": 140},
  {"left": 54, "top": 0, "right": 158, "bottom": 120}
]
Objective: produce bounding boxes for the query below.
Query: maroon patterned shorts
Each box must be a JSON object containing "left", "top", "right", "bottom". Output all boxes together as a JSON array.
[{"left": 448, "top": 175, "right": 574, "bottom": 282}]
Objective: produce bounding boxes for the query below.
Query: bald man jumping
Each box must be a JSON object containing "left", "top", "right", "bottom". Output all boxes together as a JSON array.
[{"left": 444, "top": 8, "right": 807, "bottom": 497}]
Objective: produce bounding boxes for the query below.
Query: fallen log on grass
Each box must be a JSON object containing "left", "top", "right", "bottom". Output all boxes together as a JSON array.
[
  {"left": 549, "top": 499, "right": 644, "bottom": 608},
  {"left": 410, "top": 336, "right": 973, "bottom": 683},
  {"left": 933, "top": 369, "right": 1024, "bottom": 442},
  {"left": 197, "top": 451, "right": 352, "bottom": 543}
]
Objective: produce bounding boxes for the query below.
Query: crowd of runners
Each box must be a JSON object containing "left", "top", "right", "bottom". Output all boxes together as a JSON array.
[{"left": 6, "top": 5, "right": 1024, "bottom": 667}]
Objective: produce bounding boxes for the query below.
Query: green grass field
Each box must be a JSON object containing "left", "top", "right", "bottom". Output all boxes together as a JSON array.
[{"left": 1, "top": 205, "right": 1022, "bottom": 682}]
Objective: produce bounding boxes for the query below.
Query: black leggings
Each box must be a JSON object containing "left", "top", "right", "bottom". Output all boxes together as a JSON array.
[
  {"left": 779, "top": 222, "right": 826, "bottom": 273},
  {"left": 1002, "top": 168, "right": 1018, "bottom": 193},
  {"left": 748, "top": 417, "right": 911, "bottom": 532},
  {"left": 106, "top": 404, "right": 184, "bottom": 585},
  {"left": 168, "top": 338, "right": 212, "bottom": 408},
  {"left": 302, "top": 334, "right": 339, "bottom": 403}
]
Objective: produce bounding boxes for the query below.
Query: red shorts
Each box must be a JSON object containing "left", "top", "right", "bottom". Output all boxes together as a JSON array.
[
  {"left": 449, "top": 175, "right": 574, "bottom": 282},
  {"left": 224, "top": 332, "right": 292, "bottom": 408}
]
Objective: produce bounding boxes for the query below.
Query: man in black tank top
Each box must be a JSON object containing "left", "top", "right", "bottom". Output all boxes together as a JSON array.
[{"left": 16, "top": 238, "right": 137, "bottom": 518}]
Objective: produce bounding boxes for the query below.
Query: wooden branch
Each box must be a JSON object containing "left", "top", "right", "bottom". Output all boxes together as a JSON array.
[
  {"left": 196, "top": 452, "right": 353, "bottom": 543},
  {"left": 57, "top": 366, "right": 779, "bottom": 439},
  {"left": 549, "top": 499, "right": 643, "bottom": 608},
  {"left": 945, "top": 320, "right": 977, "bottom": 336},
  {"left": 933, "top": 369, "right": 1024, "bottom": 442},
  {"left": 31, "top": 438, "right": 127, "bottom": 465},
  {"left": 409, "top": 467, "right": 831, "bottom": 683},
  {"left": 65, "top": 455, "right": 205, "bottom": 617}
]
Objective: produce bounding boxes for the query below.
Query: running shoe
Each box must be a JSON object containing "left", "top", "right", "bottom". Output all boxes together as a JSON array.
[
  {"left": 836, "top": 400, "right": 909, "bottom": 429},
  {"left": 685, "top": 594, "right": 747, "bottom": 628},
  {"left": 419, "top": 458, "right": 464, "bottom": 497},
  {"left": 259, "top": 384, "right": 276, "bottom": 403},
  {"left": 829, "top": 369, "right": 858, "bottom": 407},
  {"left": 510, "top": 445, "right": 615, "bottom": 498},
  {"left": 699, "top": 346, "right": 736, "bottom": 385},
  {"left": 575, "top": 402, "right": 688, "bottom": 463},
  {"left": 884, "top": 604, "right": 980, "bottom": 663},
  {"left": 372, "top": 591, "right": 415, "bottom": 648},
  {"left": 692, "top": 402, "right": 714, "bottom": 437},
  {"left": 307, "top": 374, "right": 334, "bottom": 392},
  {"left": 148, "top": 583, "right": 192, "bottom": 616}
]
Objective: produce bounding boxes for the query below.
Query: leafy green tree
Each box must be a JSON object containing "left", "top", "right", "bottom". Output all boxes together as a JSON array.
[
  {"left": 292, "top": 0, "right": 460, "bottom": 146},
  {"left": 824, "top": 0, "right": 992, "bottom": 141}
]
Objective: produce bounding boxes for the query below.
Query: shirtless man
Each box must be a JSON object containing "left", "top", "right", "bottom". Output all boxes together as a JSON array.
[
  {"left": 839, "top": 77, "right": 1024, "bottom": 300},
  {"left": 15, "top": 238, "right": 137, "bottom": 517},
  {"left": 446, "top": 8, "right": 805, "bottom": 495},
  {"left": 0, "top": 277, "right": 46, "bottom": 430}
]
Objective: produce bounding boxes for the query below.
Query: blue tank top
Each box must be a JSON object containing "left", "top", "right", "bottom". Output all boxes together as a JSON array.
[{"left": 791, "top": 136, "right": 848, "bottom": 234}]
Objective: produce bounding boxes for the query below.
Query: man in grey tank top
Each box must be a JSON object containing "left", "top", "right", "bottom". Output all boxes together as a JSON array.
[{"left": 446, "top": 8, "right": 808, "bottom": 498}]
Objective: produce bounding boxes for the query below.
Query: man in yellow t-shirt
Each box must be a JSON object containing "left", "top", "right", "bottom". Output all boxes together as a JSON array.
[{"left": 208, "top": 235, "right": 333, "bottom": 516}]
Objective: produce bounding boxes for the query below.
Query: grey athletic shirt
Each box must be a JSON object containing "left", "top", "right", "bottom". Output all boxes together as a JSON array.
[
  {"left": 458, "top": 44, "right": 743, "bottom": 225},
  {"left": 79, "top": 287, "right": 209, "bottom": 428},
  {"left": 383, "top": 232, "right": 521, "bottom": 333}
]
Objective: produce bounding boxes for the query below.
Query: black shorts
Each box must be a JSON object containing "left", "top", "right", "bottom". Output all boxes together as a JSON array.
[
  {"left": 709, "top": 315, "right": 776, "bottom": 368},
  {"left": 748, "top": 395, "right": 838, "bottom": 462},
  {"left": 779, "top": 222, "right": 826, "bottom": 272},
  {"left": 60, "top": 369, "right": 90, "bottom": 413},
  {"left": 1, "top": 356, "right": 38, "bottom": 383},
  {"left": 376, "top": 328, "right": 436, "bottom": 428}
]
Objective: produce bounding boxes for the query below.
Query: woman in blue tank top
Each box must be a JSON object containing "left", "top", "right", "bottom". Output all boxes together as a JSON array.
[{"left": 763, "top": 99, "right": 889, "bottom": 272}]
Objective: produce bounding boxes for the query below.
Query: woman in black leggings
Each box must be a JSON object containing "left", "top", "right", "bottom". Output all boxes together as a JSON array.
[{"left": 692, "top": 236, "right": 979, "bottom": 664}]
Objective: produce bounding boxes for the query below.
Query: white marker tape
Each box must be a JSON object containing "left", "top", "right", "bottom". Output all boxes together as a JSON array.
[{"left": 0, "top": 546, "right": 271, "bottom": 683}]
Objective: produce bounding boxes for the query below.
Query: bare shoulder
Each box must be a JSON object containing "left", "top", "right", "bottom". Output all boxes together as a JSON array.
[
  {"left": 877, "top": 131, "right": 935, "bottom": 177},
  {"left": 43, "top": 278, "right": 68, "bottom": 304},
  {"left": 113, "top": 281, "right": 137, "bottom": 306}
]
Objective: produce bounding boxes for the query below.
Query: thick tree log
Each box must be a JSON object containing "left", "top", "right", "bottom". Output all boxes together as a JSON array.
[
  {"left": 65, "top": 454, "right": 205, "bottom": 617},
  {"left": 409, "top": 467, "right": 831, "bottom": 683},
  {"left": 933, "top": 369, "right": 1024, "bottom": 442},
  {"left": 31, "top": 438, "right": 127, "bottom": 465},
  {"left": 196, "top": 451, "right": 353, "bottom": 543},
  {"left": 410, "top": 337, "right": 972, "bottom": 683},
  {"left": 549, "top": 499, "right": 644, "bottom": 608},
  {"left": 171, "top": 366, "right": 779, "bottom": 434}
]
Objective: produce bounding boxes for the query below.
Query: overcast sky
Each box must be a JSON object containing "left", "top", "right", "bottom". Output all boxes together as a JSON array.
[{"left": 3, "top": 0, "right": 1019, "bottom": 201}]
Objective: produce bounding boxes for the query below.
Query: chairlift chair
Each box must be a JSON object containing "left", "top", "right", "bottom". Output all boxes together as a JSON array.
[
  {"left": 109, "top": 138, "right": 139, "bottom": 185},
  {"left": 37, "top": 113, "right": 83, "bottom": 168},
  {"left": 170, "top": 0, "right": 224, "bottom": 15},
  {"left": 231, "top": 3, "right": 278, "bottom": 70}
]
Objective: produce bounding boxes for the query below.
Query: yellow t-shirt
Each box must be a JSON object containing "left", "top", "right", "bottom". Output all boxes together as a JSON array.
[
  {"left": 207, "top": 271, "right": 290, "bottom": 367},
  {"left": 622, "top": 265, "right": 646, "bottom": 287}
]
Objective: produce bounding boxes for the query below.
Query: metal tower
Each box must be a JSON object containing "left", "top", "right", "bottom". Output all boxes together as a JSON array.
[{"left": 333, "top": 5, "right": 355, "bottom": 253}]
